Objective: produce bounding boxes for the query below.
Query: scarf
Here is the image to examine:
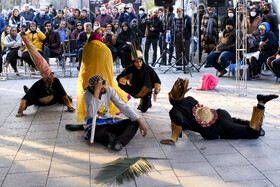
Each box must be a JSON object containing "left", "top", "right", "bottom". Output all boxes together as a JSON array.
[{"left": 206, "top": 12, "right": 216, "bottom": 37}]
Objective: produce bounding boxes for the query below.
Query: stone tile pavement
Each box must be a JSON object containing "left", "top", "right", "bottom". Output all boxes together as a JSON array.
[{"left": 0, "top": 65, "right": 280, "bottom": 187}]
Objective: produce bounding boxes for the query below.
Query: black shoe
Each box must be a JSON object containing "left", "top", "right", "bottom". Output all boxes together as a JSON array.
[
  {"left": 260, "top": 128, "right": 265, "bottom": 136},
  {"left": 77, "top": 66, "right": 80, "bottom": 71},
  {"left": 257, "top": 94, "right": 279, "bottom": 104},
  {"left": 65, "top": 124, "right": 84, "bottom": 131},
  {"left": 23, "top": 85, "right": 29, "bottom": 94},
  {"left": 204, "top": 64, "right": 213, "bottom": 68}
]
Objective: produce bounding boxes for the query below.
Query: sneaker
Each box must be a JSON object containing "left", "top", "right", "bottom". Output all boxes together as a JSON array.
[{"left": 204, "top": 64, "right": 213, "bottom": 68}]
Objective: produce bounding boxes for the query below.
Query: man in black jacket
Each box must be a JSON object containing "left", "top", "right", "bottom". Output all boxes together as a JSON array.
[{"left": 144, "top": 9, "right": 163, "bottom": 65}]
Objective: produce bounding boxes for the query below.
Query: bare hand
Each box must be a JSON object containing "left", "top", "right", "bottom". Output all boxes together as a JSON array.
[
  {"left": 36, "top": 28, "right": 40, "bottom": 32},
  {"left": 137, "top": 118, "right": 147, "bottom": 137},
  {"left": 126, "top": 42, "right": 132, "bottom": 45},
  {"left": 16, "top": 113, "right": 26, "bottom": 117},
  {"left": 153, "top": 93, "right": 157, "bottom": 101},
  {"left": 150, "top": 27, "right": 155, "bottom": 31},
  {"left": 94, "top": 77, "right": 103, "bottom": 99},
  {"left": 127, "top": 79, "right": 131, "bottom": 86},
  {"left": 65, "top": 107, "right": 75, "bottom": 112}
]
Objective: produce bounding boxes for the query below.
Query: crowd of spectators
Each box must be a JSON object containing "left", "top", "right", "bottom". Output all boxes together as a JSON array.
[{"left": 0, "top": 0, "right": 279, "bottom": 82}]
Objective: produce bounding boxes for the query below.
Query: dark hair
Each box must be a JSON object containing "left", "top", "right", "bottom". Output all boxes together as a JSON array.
[
  {"left": 75, "top": 8, "right": 81, "bottom": 15},
  {"left": 106, "top": 23, "right": 115, "bottom": 32},
  {"left": 168, "top": 6, "right": 174, "bottom": 13},
  {"left": 44, "top": 20, "right": 52, "bottom": 27},
  {"left": 81, "top": 9, "right": 87, "bottom": 13},
  {"left": 113, "top": 6, "right": 118, "bottom": 10},
  {"left": 158, "top": 8, "right": 163, "bottom": 12},
  {"left": 11, "top": 8, "right": 20, "bottom": 18},
  {"left": 28, "top": 22, "right": 37, "bottom": 30},
  {"left": 75, "top": 21, "right": 84, "bottom": 29}
]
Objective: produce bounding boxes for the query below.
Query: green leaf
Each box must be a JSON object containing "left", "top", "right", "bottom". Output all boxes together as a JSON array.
[{"left": 95, "top": 157, "right": 154, "bottom": 185}]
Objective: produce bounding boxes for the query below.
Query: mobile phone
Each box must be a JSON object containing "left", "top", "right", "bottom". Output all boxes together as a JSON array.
[{"left": 72, "top": 8, "right": 75, "bottom": 13}]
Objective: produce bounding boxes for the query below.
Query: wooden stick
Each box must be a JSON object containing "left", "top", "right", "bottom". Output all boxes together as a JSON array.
[{"left": 90, "top": 116, "right": 97, "bottom": 146}]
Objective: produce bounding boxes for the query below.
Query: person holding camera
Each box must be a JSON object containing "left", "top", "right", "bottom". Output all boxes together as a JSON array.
[
  {"left": 103, "top": 23, "right": 118, "bottom": 61},
  {"left": 119, "top": 4, "right": 137, "bottom": 26},
  {"left": 144, "top": 9, "right": 163, "bottom": 65}
]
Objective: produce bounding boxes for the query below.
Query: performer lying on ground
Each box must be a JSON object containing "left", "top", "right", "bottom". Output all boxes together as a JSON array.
[
  {"left": 68, "top": 75, "right": 147, "bottom": 151},
  {"left": 16, "top": 32, "right": 74, "bottom": 117},
  {"left": 116, "top": 51, "right": 161, "bottom": 112},
  {"left": 160, "top": 78, "right": 278, "bottom": 144}
]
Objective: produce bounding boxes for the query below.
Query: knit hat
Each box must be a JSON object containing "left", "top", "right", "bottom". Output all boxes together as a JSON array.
[
  {"left": 88, "top": 74, "right": 106, "bottom": 89},
  {"left": 192, "top": 104, "right": 218, "bottom": 127},
  {"left": 20, "top": 32, "right": 52, "bottom": 81},
  {"left": 225, "top": 18, "right": 235, "bottom": 27}
]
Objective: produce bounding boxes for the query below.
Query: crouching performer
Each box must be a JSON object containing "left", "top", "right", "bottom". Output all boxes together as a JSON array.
[
  {"left": 82, "top": 75, "right": 147, "bottom": 151},
  {"left": 16, "top": 32, "right": 74, "bottom": 117},
  {"left": 116, "top": 51, "right": 161, "bottom": 112},
  {"left": 160, "top": 78, "right": 278, "bottom": 144}
]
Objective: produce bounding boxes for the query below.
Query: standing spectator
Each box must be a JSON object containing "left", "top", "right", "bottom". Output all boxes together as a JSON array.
[
  {"left": 34, "top": 6, "right": 51, "bottom": 33},
  {"left": 164, "top": 6, "right": 175, "bottom": 65},
  {"left": 116, "top": 22, "right": 134, "bottom": 68},
  {"left": 187, "top": 0, "right": 197, "bottom": 17},
  {"left": 71, "top": 21, "right": 84, "bottom": 39},
  {"left": 45, "top": 6, "right": 54, "bottom": 21},
  {"left": 137, "top": 6, "right": 147, "bottom": 51},
  {"left": 43, "top": 21, "right": 62, "bottom": 64},
  {"left": 80, "top": 9, "right": 91, "bottom": 25},
  {"left": 91, "top": 7, "right": 101, "bottom": 24},
  {"left": 70, "top": 9, "right": 81, "bottom": 29},
  {"left": 201, "top": 7, "right": 221, "bottom": 67},
  {"left": 76, "top": 22, "right": 94, "bottom": 70},
  {"left": 22, "top": 22, "right": 46, "bottom": 72},
  {"left": 158, "top": 8, "right": 165, "bottom": 61},
  {"left": 95, "top": 7, "right": 113, "bottom": 28},
  {"left": 119, "top": 4, "right": 137, "bottom": 26},
  {"left": 144, "top": 9, "right": 163, "bottom": 65},
  {"left": 206, "top": 18, "right": 236, "bottom": 77},
  {"left": 9, "top": 8, "right": 26, "bottom": 31},
  {"left": 112, "top": 7, "right": 120, "bottom": 21},
  {"left": 130, "top": 19, "right": 142, "bottom": 50},
  {"left": 103, "top": 23, "right": 118, "bottom": 61},
  {"left": 20, "top": 4, "right": 35, "bottom": 27},
  {"left": 4, "top": 26, "right": 22, "bottom": 73},
  {"left": 49, "top": 4, "right": 57, "bottom": 17},
  {"left": 221, "top": 8, "right": 235, "bottom": 31},
  {"left": 173, "top": 7, "right": 192, "bottom": 67},
  {"left": 249, "top": 22, "right": 277, "bottom": 80},
  {"left": 262, "top": 3, "right": 279, "bottom": 42},
  {"left": 53, "top": 10, "right": 65, "bottom": 29}
]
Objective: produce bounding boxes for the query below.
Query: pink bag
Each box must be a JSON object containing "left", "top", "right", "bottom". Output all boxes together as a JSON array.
[{"left": 197, "top": 73, "right": 219, "bottom": 91}]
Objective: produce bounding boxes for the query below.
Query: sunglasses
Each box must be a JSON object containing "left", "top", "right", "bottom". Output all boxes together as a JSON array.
[{"left": 77, "top": 24, "right": 82, "bottom": 26}]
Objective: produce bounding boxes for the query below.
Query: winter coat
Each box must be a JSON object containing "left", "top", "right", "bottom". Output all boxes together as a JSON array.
[
  {"left": 216, "top": 28, "right": 236, "bottom": 52},
  {"left": 76, "top": 31, "right": 94, "bottom": 48},
  {"left": 246, "top": 16, "right": 262, "bottom": 36},
  {"left": 0, "top": 16, "right": 5, "bottom": 34},
  {"left": 53, "top": 17, "right": 66, "bottom": 30},
  {"left": 9, "top": 16, "right": 26, "bottom": 29},
  {"left": 34, "top": 14, "right": 51, "bottom": 33},
  {"left": 4, "top": 34, "right": 22, "bottom": 53},
  {"left": 95, "top": 14, "right": 113, "bottom": 27},
  {"left": 116, "top": 29, "right": 133, "bottom": 50},
  {"left": 137, "top": 13, "right": 147, "bottom": 38},
  {"left": 79, "top": 16, "right": 91, "bottom": 25},
  {"left": 173, "top": 15, "right": 192, "bottom": 42},
  {"left": 56, "top": 28, "right": 71, "bottom": 43},
  {"left": 146, "top": 16, "right": 163, "bottom": 39},
  {"left": 71, "top": 29, "right": 83, "bottom": 39},
  {"left": 201, "top": 13, "right": 221, "bottom": 53},
  {"left": 20, "top": 11, "right": 35, "bottom": 25},
  {"left": 262, "top": 11, "right": 279, "bottom": 41},
  {"left": 23, "top": 30, "right": 46, "bottom": 52},
  {"left": 119, "top": 12, "right": 137, "bottom": 26},
  {"left": 45, "top": 30, "right": 62, "bottom": 55}
]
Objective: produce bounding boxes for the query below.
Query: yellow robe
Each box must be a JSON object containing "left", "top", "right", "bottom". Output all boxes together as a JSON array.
[{"left": 76, "top": 40, "right": 128, "bottom": 122}]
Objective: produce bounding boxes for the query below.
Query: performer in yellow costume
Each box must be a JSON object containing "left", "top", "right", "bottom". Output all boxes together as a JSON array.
[{"left": 76, "top": 32, "right": 128, "bottom": 122}]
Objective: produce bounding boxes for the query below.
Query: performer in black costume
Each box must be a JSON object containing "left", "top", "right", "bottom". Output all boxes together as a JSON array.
[
  {"left": 161, "top": 78, "right": 278, "bottom": 144},
  {"left": 116, "top": 51, "right": 161, "bottom": 112}
]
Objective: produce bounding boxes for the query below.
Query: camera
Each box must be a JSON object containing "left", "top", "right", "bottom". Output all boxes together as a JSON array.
[
  {"left": 124, "top": 7, "right": 129, "bottom": 13},
  {"left": 145, "top": 17, "right": 152, "bottom": 26}
]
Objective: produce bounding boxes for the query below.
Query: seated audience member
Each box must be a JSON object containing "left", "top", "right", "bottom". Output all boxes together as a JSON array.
[
  {"left": 71, "top": 21, "right": 84, "bottom": 39},
  {"left": 22, "top": 22, "right": 46, "bottom": 72},
  {"left": 112, "top": 6, "right": 120, "bottom": 21},
  {"left": 103, "top": 23, "right": 118, "bottom": 61},
  {"left": 4, "top": 26, "right": 22, "bottom": 73},
  {"left": 221, "top": 8, "right": 235, "bottom": 31},
  {"left": 34, "top": 6, "right": 52, "bottom": 33},
  {"left": 68, "top": 75, "right": 147, "bottom": 151},
  {"left": 43, "top": 21, "right": 62, "bottom": 64},
  {"left": 80, "top": 9, "right": 91, "bottom": 25},
  {"left": 76, "top": 22, "right": 94, "bottom": 70},
  {"left": 57, "top": 20, "right": 71, "bottom": 43},
  {"left": 95, "top": 7, "right": 113, "bottom": 27},
  {"left": 52, "top": 10, "right": 65, "bottom": 29},
  {"left": 206, "top": 18, "right": 236, "bottom": 77},
  {"left": 116, "top": 22, "right": 133, "bottom": 68},
  {"left": 249, "top": 22, "right": 277, "bottom": 80},
  {"left": 262, "top": 3, "right": 279, "bottom": 42},
  {"left": 20, "top": 4, "right": 35, "bottom": 27},
  {"left": 1, "top": 26, "right": 10, "bottom": 51},
  {"left": 9, "top": 8, "right": 26, "bottom": 31},
  {"left": 17, "top": 32, "right": 74, "bottom": 117},
  {"left": 117, "top": 51, "right": 161, "bottom": 112},
  {"left": 113, "top": 20, "right": 121, "bottom": 35},
  {"left": 267, "top": 47, "right": 280, "bottom": 77},
  {"left": 70, "top": 8, "right": 81, "bottom": 30},
  {"left": 160, "top": 78, "right": 278, "bottom": 145}
]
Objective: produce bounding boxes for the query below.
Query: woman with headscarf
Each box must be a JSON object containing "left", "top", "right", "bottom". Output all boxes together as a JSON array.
[
  {"left": 116, "top": 22, "right": 133, "bottom": 68},
  {"left": 249, "top": 22, "right": 277, "bottom": 80},
  {"left": 22, "top": 22, "right": 46, "bottom": 72},
  {"left": 103, "top": 23, "right": 118, "bottom": 61},
  {"left": 9, "top": 8, "right": 26, "bottom": 32},
  {"left": 76, "top": 29, "right": 128, "bottom": 123},
  {"left": 262, "top": 3, "right": 279, "bottom": 42}
]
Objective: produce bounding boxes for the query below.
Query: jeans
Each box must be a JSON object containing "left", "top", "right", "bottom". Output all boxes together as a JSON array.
[
  {"left": 43, "top": 46, "right": 60, "bottom": 64},
  {"left": 190, "top": 40, "right": 202, "bottom": 63},
  {"left": 141, "top": 37, "right": 145, "bottom": 52},
  {"left": 207, "top": 51, "right": 235, "bottom": 71},
  {"left": 144, "top": 38, "right": 158, "bottom": 65}
]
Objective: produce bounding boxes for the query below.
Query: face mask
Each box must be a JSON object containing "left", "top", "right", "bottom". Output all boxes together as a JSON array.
[
  {"left": 40, "top": 11, "right": 45, "bottom": 16},
  {"left": 250, "top": 11, "right": 257, "bottom": 17},
  {"left": 101, "top": 11, "right": 106, "bottom": 15},
  {"left": 139, "top": 10, "right": 143, "bottom": 15},
  {"left": 263, "top": 9, "right": 269, "bottom": 14},
  {"left": 228, "top": 13, "right": 234, "bottom": 18},
  {"left": 94, "top": 25, "right": 99, "bottom": 30}
]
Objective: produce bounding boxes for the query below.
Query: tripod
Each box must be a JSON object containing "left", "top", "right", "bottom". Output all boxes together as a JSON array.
[{"left": 152, "top": 43, "right": 176, "bottom": 67}]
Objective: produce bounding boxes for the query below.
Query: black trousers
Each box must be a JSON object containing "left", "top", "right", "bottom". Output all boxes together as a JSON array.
[
  {"left": 249, "top": 56, "right": 262, "bottom": 76},
  {"left": 6, "top": 48, "right": 19, "bottom": 71},
  {"left": 175, "top": 32, "right": 190, "bottom": 66},
  {"left": 94, "top": 119, "right": 139, "bottom": 146},
  {"left": 267, "top": 56, "right": 280, "bottom": 77},
  {"left": 108, "top": 45, "right": 118, "bottom": 62},
  {"left": 119, "top": 48, "right": 131, "bottom": 68},
  {"left": 169, "top": 96, "right": 260, "bottom": 139},
  {"left": 139, "top": 92, "right": 152, "bottom": 113},
  {"left": 22, "top": 50, "right": 43, "bottom": 68}
]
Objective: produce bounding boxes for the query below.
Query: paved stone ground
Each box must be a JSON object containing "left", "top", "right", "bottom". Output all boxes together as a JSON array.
[{"left": 0, "top": 62, "right": 280, "bottom": 187}]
